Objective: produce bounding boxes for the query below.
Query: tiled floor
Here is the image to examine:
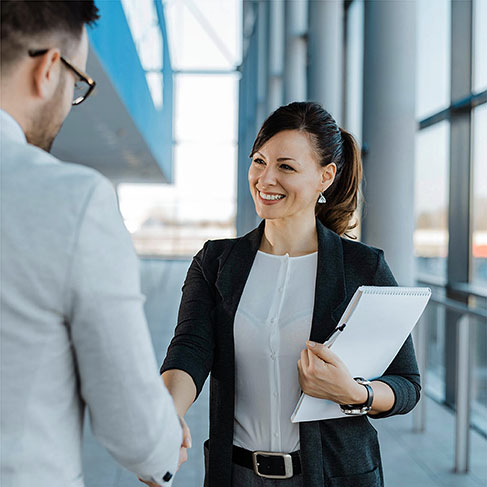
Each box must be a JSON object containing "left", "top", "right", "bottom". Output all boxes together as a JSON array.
[{"left": 82, "top": 259, "right": 486, "bottom": 487}]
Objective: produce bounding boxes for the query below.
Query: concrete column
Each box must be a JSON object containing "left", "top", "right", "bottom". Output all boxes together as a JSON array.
[
  {"left": 256, "top": 0, "right": 269, "bottom": 127},
  {"left": 284, "top": 0, "right": 308, "bottom": 103},
  {"left": 361, "top": 0, "right": 416, "bottom": 286},
  {"left": 267, "top": 0, "right": 285, "bottom": 114},
  {"left": 308, "top": 0, "right": 344, "bottom": 125}
]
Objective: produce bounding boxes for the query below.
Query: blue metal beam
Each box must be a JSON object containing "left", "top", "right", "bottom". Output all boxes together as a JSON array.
[{"left": 88, "top": 0, "right": 174, "bottom": 182}]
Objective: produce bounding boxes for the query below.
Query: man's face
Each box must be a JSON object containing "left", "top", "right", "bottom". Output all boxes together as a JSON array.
[{"left": 26, "top": 28, "right": 89, "bottom": 152}]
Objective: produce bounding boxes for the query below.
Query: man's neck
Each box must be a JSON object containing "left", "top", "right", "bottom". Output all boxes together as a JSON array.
[{"left": 0, "top": 98, "right": 29, "bottom": 137}]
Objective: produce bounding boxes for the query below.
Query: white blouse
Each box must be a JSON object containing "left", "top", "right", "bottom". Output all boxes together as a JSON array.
[{"left": 233, "top": 250, "right": 317, "bottom": 453}]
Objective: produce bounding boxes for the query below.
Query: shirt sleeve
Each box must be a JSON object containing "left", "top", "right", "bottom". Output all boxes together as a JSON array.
[
  {"left": 160, "top": 243, "right": 215, "bottom": 400},
  {"left": 65, "top": 176, "right": 181, "bottom": 483},
  {"left": 369, "top": 250, "right": 422, "bottom": 419}
]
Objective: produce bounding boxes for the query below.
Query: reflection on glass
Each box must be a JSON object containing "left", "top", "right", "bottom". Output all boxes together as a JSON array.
[
  {"left": 416, "top": 0, "right": 450, "bottom": 119},
  {"left": 472, "top": 105, "right": 487, "bottom": 285},
  {"left": 473, "top": 0, "right": 487, "bottom": 93},
  {"left": 414, "top": 121, "right": 450, "bottom": 279}
]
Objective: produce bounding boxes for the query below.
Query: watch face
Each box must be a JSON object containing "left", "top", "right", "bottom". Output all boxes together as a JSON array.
[{"left": 340, "top": 405, "right": 371, "bottom": 416}]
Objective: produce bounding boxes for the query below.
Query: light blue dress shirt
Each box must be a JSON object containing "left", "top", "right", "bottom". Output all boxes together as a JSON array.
[{"left": 0, "top": 110, "right": 181, "bottom": 486}]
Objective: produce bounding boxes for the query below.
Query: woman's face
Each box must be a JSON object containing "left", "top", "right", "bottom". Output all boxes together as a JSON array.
[{"left": 248, "top": 129, "right": 335, "bottom": 222}]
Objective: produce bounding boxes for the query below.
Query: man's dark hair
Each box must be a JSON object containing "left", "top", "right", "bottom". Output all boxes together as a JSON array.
[{"left": 1, "top": 1, "right": 99, "bottom": 72}]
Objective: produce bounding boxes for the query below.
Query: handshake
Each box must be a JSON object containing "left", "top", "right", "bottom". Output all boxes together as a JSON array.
[{"left": 139, "top": 415, "right": 192, "bottom": 487}]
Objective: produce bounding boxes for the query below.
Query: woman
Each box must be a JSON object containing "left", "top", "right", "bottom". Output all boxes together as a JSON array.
[{"left": 161, "top": 102, "right": 420, "bottom": 487}]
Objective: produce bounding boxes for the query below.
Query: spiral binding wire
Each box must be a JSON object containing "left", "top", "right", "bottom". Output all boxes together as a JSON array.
[{"left": 359, "top": 286, "right": 431, "bottom": 296}]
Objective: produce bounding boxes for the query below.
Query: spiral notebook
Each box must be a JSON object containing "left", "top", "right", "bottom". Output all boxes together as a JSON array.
[{"left": 291, "top": 286, "right": 431, "bottom": 423}]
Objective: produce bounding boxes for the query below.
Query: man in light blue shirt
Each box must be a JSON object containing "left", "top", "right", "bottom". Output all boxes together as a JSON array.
[{"left": 0, "top": 2, "right": 182, "bottom": 486}]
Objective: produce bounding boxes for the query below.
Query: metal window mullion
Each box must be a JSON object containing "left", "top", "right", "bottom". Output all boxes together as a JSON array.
[
  {"left": 445, "top": 0, "right": 473, "bottom": 408},
  {"left": 445, "top": 0, "right": 473, "bottom": 474}
]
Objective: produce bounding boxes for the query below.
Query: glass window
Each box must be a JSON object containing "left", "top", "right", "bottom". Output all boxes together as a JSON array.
[
  {"left": 121, "top": 0, "right": 164, "bottom": 109},
  {"left": 425, "top": 299, "right": 447, "bottom": 403},
  {"left": 416, "top": 0, "right": 451, "bottom": 119},
  {"left": 164, "top": 0, "right": 241, "bottom": 70},
  {"left": 118, "top": 1, "right": 241, "bottom": 257},
  {"left": 473, "top": 0, "right": 487, "bottom": 93},
  {"left": 414, "top": 121, "right": 450, "bottom": 279},
  {"left": 471, "top": 104, "right": 487, "bottom": 285},
  {"left": 118, "top": 74, "right": 239, "bottom": 257}
]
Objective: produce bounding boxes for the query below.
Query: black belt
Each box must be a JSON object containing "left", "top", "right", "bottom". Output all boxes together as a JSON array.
[{"left": 232, "top": 445, "right": 302, "bottom": 479}]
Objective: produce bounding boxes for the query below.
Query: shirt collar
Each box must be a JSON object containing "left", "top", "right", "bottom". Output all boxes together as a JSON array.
[{"left": 0, "top": 109, "right": 27, "bottom": 144}]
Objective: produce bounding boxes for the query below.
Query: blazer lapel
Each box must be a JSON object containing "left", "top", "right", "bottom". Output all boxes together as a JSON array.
[
  {"left": 309, "top": 220, "right": 348, "bottom": 343},
  {"left": 215, "top": 220, "right": 265, "bottom": 313}
]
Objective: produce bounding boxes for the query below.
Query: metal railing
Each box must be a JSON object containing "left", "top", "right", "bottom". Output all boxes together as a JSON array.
[{"left": 412, "top": 283, "right": 487, "bottom": 474}]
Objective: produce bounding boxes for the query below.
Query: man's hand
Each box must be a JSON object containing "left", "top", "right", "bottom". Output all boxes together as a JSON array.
[
  {"left": 138, "top": 416, "right": 192, "bottom": 486},
  {"left": 297, "top": 341, "right": 367, "bottom": 405}
]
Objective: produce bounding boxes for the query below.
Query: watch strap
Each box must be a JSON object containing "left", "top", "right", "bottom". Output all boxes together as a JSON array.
[{"left": 340, "top": 377, "right": 374, "bottom": 415}]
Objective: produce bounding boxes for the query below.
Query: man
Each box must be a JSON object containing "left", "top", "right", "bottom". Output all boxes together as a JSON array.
[{"left": 0, "top": 2, "right": 184, "bottom": 486}]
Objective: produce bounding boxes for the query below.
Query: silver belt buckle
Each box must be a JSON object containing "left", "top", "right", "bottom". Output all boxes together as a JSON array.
[{"left": 252, "top": 451, "right": 293, "bottom": 479}]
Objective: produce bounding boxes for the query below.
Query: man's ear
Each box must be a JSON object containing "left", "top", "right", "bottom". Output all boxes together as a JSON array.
[{"left": 32, "top": 49, "right": 61, "bottom": 101}]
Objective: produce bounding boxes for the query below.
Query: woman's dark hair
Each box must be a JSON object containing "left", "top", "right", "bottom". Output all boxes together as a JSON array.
[
  {"left": 250, "top": 102, "right": 362, "bottom": 237},
  {"left": 1, "top": 1, "right": 99, "bottom": 71}
]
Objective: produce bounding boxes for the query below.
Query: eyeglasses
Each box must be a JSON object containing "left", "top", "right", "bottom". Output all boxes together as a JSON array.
[{"left": 28, "top": 49, "right": 96, "bottom": 105}]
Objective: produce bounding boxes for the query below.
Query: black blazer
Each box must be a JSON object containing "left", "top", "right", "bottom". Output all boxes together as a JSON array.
[{"left": 161, "top": 220, "right": 421, "bottom": 487}]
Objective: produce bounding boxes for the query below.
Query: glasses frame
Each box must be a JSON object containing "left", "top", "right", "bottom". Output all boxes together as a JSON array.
[{"left": 28, "top": 49, "right": 96, "bottom": 105}]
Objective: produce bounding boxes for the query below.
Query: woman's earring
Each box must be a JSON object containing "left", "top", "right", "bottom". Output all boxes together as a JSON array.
[{"left": 318, "top": 192, "right": 326, "bottom": 204}]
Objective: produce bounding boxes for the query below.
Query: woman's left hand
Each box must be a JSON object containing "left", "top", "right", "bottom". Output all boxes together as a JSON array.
[{"left": 297, "top": 341, "right": 367, "bottom": 405}]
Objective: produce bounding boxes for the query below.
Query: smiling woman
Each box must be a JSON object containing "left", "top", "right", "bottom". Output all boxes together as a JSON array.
[
  {"left": 161, "top": 101, "right": 420, "bottom": 487},
  {"left": 249, "top": 102, "right": 362, "bottom": 239}
]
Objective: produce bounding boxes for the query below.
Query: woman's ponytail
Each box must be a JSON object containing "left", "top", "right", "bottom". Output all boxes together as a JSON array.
[{"left": 315, "top": 127, "right": 362, "bottom": 237}]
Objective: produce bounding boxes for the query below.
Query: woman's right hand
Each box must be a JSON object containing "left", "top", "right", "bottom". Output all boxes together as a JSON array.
[{"left": 177, "top": 415, "right": 192, "bottom": 469}]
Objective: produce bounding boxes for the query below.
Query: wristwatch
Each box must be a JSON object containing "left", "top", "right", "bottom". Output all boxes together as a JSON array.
[{"left": 340, "top": 377, "right": 374, "bottom": 416}]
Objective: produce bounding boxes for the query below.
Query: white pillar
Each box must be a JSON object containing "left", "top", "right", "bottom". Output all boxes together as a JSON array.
[
  {"left": 256, "top": 0, "right": 269, "bottom": 127},
  {"left": 308, "top": 0, "right": 344, "bottom": 125},
  {"left": 267, "top": 0, "right": 285, "bottom": 114},
  {"left": 284, "top": 0, "right": 308, "bottom": 103},
  {"left": 361, "top": 0, "right": 417, "bottom": 286}
]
